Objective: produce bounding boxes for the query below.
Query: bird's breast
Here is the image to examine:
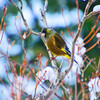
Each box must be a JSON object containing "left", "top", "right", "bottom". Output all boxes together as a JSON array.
[{"left": 47, "top": 36, "right": 66, "bottom": 56}]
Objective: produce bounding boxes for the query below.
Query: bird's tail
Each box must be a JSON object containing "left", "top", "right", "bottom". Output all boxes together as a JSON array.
[
  {"left": 65, "top": 54, "right": 79, "bottom": 65},
  {"left": 64, "top": 46, "right": 79, "bottom": 65},
  {"left": 74, "top": 59, "right": 79, "bottom": 65}
]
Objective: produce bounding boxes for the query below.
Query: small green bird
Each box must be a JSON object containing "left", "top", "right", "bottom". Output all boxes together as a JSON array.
[{"left": 42, "top": 28, "right": 78, "bottom": 64}]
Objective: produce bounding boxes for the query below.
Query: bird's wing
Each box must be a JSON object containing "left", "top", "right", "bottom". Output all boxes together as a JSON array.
[
  {"left": 54, "top": 34, "right": 71, "bottom": 57},
  {"left": 53, "top": 34, "right": 66, "bottom": 48},
  {"left": 65, "top": 45, "right": 71, "bottom": 57},
  {"left": 47, "top": 35, "right": 66, "bottom": 56}
]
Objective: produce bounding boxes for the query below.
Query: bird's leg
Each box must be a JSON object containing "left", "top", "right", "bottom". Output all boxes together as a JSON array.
[
  {"left": 47, "top": 49, "right": 49, "bottom": 51},
  {"left": 50, "top": 56, "right": 57, "bottom": 61}
]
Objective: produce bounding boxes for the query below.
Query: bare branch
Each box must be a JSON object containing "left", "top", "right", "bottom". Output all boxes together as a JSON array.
[
  {"left": 7, "top": 0, "right": 100, "bottom": 99},
  {"left": 64, "top": 0, "right": 98, "bottom": 77},
  {"left": 40, "top": 0, "right": 58, "bottom": 81},
  {"left": 40, "top": 0, "right": 48, "bottom": 27},
  {"left": 45, "top": 0, "right": 99, "bottom": 98},
  {"left": 85, "top": 11, "right": 100, "bottom": 20},
  {"left": 8, "top": 0, "right": 40, "bottom": 36}
]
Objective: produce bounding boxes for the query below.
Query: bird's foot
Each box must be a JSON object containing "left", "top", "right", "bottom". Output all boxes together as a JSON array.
[{"left": 51, "top": 56, "right": 57, "bottom": 61}]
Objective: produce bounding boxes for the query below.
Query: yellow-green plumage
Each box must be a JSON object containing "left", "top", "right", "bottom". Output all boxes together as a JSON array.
[
  {"left": 47, "top": 34, "right": 71, "bottom": 59},
  {"left": 42, "top": 28, "right": 78, "bottom": 64}
]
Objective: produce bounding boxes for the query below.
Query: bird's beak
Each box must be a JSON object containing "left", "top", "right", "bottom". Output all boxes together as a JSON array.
[{"left": 41, "top": 33, "right": 45, "bottom": 37}]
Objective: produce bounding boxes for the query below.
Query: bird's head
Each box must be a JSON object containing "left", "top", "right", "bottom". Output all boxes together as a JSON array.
[{"left": 41, "top": 28, "right": 57, "bottom": 38}]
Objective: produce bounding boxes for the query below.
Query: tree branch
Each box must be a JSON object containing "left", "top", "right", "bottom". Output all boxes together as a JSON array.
[
  {"left": 8, "top": 0, "right": 40, "bottom": 36},
  {"left": 40, "top": 0, "right": 58, "bottom": 80},
  {"left": 40, "top": 0, "right": 48, "bottom": 27},
  {"left": 44, "top": 0, "right": 99, "bottom": 98}
]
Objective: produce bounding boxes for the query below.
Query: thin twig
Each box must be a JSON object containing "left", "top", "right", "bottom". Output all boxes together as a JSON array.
[
  {"left": 47, "top": 0, "right": 98, "bottom": 98},
  {"left": 85, "top": 11, "right": 100, "bottom": 20},
  {"left": 63, "top": 0, "right": 97, "bottom": 78},
  {"left": 0, "top": 51, "right": 48, "bottom": 93},
  {"left": 45, "top": 81, "right": 64, "bottom": 100},
  {"left": 75, "top": 0, "right": 80, "bottom": 26},
  {"left": 8, "top": 0, "right": 40, "bottom": 36},
  {"left": 83, "top": 14, "right": 100, "bottom": 41},
  {"left": 85, "top": 26, "right": 100, "bottom": 45},
  {"left": 40, "top": 0, "right": 48, "bottom": 27},
  {"left": 40, "top": 0, "right": 58, "bottom": 84},
  {"left": 5, "top": 64, "right": 29, "bottom": 96},
  {"left": 62, "top": 9, "right": 73, "bottom": 38},
  {"left": 62, "top": 85, "right": 72, "bottom": 100}
]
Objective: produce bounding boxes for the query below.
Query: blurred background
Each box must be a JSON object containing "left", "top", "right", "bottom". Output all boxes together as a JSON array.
[{"left": 0, "top": 0, "right": 100, "bottom": 99}]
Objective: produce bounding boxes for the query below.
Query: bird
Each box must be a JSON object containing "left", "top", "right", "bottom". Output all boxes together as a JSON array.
[{"left": 41, "top": 28, "right": 78, "bottom": 64}]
